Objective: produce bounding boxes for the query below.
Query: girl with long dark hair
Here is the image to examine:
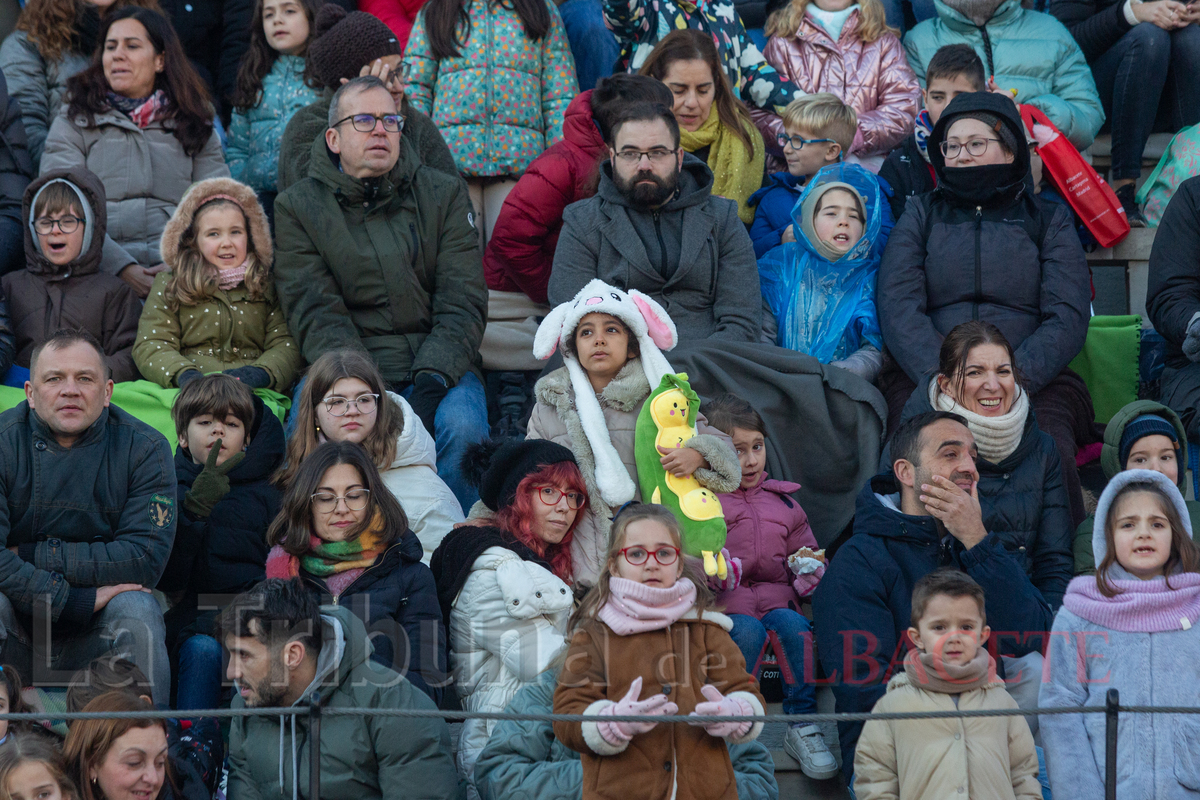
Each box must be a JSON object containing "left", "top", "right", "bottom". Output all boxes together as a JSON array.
[
  {"left": 41, "top": 5, "right": 228, "bottom": 297},
  {"left": 226, "top": 0, "right": 322, "bottom": 217},
  {"left": 265, "top": 439, "right": 446, "bottom": 704},
  {"left": 402, "top": 0, "right": 577, "bottom": 246}
]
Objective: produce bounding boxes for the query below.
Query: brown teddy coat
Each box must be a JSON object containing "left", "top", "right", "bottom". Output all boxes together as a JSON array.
[{"left": 553, "top": 611, "right": 764, "bottom": 800}]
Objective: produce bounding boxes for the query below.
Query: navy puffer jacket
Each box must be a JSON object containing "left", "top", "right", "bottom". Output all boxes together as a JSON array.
[
  {"left": 887, "top": 376, "right": 1074, "bottom": 609},
  {"left": 300, "top": 528, "right": 447, "bottom": 706},
  {"left": 877, "top": 92, "right": 1090, "bottom": 395}
]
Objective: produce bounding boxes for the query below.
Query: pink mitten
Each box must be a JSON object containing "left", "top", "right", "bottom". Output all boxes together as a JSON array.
[
  {"left": 688, "top": 684, "right": 753, "bottom": 739},
  {"left": 711, "top": 549, "right": 742, "bottom": 593},
  {"left": 597, "top": 677, "right": 679, "bottom": 745},
  {"left": 792, "top": 563, "right": 826, "bottom": 598}
]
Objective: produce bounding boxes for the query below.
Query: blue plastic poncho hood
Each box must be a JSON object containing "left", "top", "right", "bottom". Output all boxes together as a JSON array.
[{"left": 757, "top": 162, "right": 893, "bottom": 362}]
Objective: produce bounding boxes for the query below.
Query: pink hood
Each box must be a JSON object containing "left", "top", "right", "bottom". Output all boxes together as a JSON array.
[{"left": 717, "top": 476, "right": 818, "bottom": 618}]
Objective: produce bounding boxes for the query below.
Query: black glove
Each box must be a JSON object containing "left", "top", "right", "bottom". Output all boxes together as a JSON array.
[
  {"left": 176, "top": 369, "right": 204, "bottom": 388},
  {"left": 223, "top": 366, "right": 272, "bottom": 389},
  {"left": 183, "top": 438, "right": 244, "bottom": 517},
  {"left": 407, "top": 372, "right": 449, "bottom": 435}
]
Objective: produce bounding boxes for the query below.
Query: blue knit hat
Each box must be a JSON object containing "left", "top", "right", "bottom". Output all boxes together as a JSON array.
[{"left": 1118, "top": 414, "right": 1179, "bottom": 468}]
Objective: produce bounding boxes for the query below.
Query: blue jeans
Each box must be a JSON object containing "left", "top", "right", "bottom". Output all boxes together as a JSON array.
[
  {"left": 175, "top": 634, "right": 223, "bottom": 711},
  {"left": 1091, "top": 22, "right": 1200, "bottom": 180},
  {"left": 728, "top": 608, "right": 816, "bottom": 716},
  {"left": 559, "top": 0, "right": 619, "bottom": 92},
  {"left": 402, "top": 372, "right": 488, "bottom": 511},
  {"left": 0, "top": 590, "right": 169, "bottom": 705}
]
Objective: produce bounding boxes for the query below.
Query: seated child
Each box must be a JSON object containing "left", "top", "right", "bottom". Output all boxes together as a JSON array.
[
  {"left": 132, "top": 178, "right": 303, "bottom": 392},
  {"left": 553, "top": 503, "right": 764, "bottom": 800},
  {"left": 1073, "top": 400, "right": 1200, "bottom": 575},
  {"left": 157, "top": 373, "right": 284, "bottom": 712},
  {"left": 67, "top": 658, "right": 223, "bottom": 800},
  {"left": 758, "top": 162, "right": 891, "bottom": 382},
  {"left": 878, "top": 44, "right": 985, "bottom": 221},
  {"left": 704, "top": 393, "right": 836, "bottom": 780},
  {"left": 748, "top": 93, "right": 856, "bottom": 258},
  {"left": 1, "top": 169, "right": 141, "bottom": 382},
  {"left": 528, "top": 279, "right": 741, "bottom": 585},
  {"left": 854, "top": 569, "right": 1041, "bottom": 800}
]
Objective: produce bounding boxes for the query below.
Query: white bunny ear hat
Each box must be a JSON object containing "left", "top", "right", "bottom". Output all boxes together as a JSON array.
[{"left": 534, "top": 280, "right": 679, "bottom": 506}]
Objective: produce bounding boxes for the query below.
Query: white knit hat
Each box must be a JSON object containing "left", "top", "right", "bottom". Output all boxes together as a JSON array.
[{"left": 534, "top": 280, "right": 678, "bottom": 505}]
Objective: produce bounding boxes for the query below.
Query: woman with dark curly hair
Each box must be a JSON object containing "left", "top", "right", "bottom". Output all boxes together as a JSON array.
[{"left": 40, "top": 5, "right": 228, "bottom": 297}]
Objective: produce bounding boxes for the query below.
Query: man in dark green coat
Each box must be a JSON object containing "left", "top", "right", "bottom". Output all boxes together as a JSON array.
[
  {"left": 222, "top": 578, "right": 463, "bottom": 800},
  {"left": 274, "top": 75, "right": 488, "bottom": 510}
]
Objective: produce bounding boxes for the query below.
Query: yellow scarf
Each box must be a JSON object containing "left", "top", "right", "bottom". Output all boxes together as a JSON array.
[{"left": 679, "top": 106, "right": 765, "bottom": 224}]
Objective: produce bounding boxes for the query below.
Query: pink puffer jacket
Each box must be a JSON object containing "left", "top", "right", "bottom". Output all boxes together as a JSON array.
[
  {"left": 762, "top": 11, "right": 920, "bottom": 157},
  {"left": 717, "top": 476, "right": 819, "bottom": 618}
]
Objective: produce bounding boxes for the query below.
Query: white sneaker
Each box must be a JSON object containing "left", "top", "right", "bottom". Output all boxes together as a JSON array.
[{"left": 784, "top": 724, "right": 839, "bottom": 780}]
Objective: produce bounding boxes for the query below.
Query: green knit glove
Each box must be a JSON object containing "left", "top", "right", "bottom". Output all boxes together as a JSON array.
[{"left": 183, "top": 438, "right": 244, "bottom": 517}]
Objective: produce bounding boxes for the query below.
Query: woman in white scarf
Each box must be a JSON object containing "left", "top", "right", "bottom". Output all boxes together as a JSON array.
[{"left": 921, "top": 320, "right": 1075, "bottom": 615}]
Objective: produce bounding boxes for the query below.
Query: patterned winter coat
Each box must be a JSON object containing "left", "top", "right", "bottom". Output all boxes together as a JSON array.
[
  {"left": 762, "top": 11, "right": 919, "bottom": 157},
  {"left": 403, "top": 0, "right": 578, "bottom": 178},
  {"left": 225, "top": 55, "right": 320, "bottom": 193},
  {"left": 604, "top": 0, "right": 803, "bottom": 115}
]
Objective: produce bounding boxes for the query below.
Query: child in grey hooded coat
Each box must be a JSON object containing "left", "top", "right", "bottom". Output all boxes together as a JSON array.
[{"left": 1040, "top": 469, "right": 1200, "bottom": 800}]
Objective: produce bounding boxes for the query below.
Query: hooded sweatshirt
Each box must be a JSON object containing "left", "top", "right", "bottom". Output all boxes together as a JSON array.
[
  {"left": 877, "top": 91, "right": 1089, "bottom": 395},
  {"left": 226, "top": 606, "right": 463, "bottom": 800},
  {"left": 1073, "top": 400, "right": 1200, "bottom": 574},
  {"left": 1, "top": 169, "right": 141, "bottom": 381},
  {"left": 548, "top": 154, "right": 762, "bottom": 343}
]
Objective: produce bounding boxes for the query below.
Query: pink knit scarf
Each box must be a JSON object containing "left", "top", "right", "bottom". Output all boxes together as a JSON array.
[
  {"left": 597, "top": 577, "right": 697, "bottom": 635},
  {"left": 216, "top": 259, "right": 250, "bottom": 291},
  {"left": 1062, "top": 572, "right": 1200, "bottom": 632}
]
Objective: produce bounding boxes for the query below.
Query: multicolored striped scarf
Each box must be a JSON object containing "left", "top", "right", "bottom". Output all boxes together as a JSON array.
[
  {"left": 265, "top": 511, "right": 389, "bottom": 595},
  {"left": 107, "top": 89, "right": 169, "bottom": 129}
]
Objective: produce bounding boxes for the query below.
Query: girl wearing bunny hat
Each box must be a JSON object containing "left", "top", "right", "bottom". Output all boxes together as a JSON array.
[{"left": 528, "top": 279, "right": 741, "bottom": 585}]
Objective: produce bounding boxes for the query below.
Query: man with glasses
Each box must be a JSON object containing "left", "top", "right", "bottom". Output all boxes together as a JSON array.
[
  {"left": 276, "top": 5, "right": 459, "bottom": 193},
  {"left": 548, "top": 101, "right": 761, "bottom": 343},
  {"left": 274, "top": 74, "right": 489, "bottom": 512}
]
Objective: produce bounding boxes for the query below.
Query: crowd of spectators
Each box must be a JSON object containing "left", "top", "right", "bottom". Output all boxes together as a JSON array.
[{"left": 0, "top": 0, "right": 1195, "bottom": 797}]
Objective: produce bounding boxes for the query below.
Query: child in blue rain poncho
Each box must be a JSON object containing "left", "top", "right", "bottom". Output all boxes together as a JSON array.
[{"left": 758, "top": 163, "right": 893, "bottom": 384}]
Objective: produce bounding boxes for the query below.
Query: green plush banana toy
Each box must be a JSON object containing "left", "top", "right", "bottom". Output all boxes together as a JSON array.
[{"left": 634, "top": 373, "right": 728, "bottom": 578}]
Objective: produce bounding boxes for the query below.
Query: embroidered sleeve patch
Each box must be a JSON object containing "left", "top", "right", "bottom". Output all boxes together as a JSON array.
[{"left": 149, "top": 494, "right": 175, "bottom": 529}]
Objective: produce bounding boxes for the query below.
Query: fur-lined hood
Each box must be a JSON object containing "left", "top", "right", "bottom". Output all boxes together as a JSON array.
[{"left": 160, "top": 177, "right": 273, "bottom": 269}]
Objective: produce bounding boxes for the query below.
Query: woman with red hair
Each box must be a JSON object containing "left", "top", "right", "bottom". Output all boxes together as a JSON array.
[{"left": 430, "top": 439, "right": 585, "bottom": 800}]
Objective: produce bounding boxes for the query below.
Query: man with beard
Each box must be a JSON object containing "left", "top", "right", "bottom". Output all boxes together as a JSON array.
[
  {"left": 548, "top": 101, "right": 761, "bottom": 342},
  {"left": 221, "top": 578, "right": 463, "bottom": 800},
  {"left": 813, "top": 411, "right": 1054, "bottom": 783}
]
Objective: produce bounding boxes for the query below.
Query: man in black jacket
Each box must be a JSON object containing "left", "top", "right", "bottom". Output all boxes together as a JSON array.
[
  {"left": 1148, "top": 177, "right": 1200, "bottom": 438},
  {"left": 814, "top": 411, "right": 1053, "bottom": 782},
  {"left": 0, "top": 329, "right": 175, "bottom": 701},
  {"left": 877, "top": 90, "right": 1092, "bottom": 525}
]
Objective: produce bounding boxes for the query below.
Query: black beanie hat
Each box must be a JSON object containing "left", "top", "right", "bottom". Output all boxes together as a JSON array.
[
  {"left": 945, "top": 109, "right": 1020, "bottom": 158},
  {"left": 307, "top": 5, "right": 401, "bottom": 90},
  {"left": 1118, "top": 414, "right": 1179, "bottom": 468},
  {"left": 464, "top": 440, "right": 579, "bottom": 512}
]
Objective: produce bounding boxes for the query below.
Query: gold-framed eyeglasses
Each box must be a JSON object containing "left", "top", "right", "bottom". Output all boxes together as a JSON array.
[
  {"left": 321, "top": 393, "right": 379, "bottom": 416},
  {"left": 311, "top": 489, "right": 370, "bottom": 514}
]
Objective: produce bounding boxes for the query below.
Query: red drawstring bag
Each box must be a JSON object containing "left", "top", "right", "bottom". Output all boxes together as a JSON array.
[{"left": 1020, "top": 105, "right": 1130, "bottom": 248}]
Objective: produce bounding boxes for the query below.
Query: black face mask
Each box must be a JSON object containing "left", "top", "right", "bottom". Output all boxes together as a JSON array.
[{"left": 938, "top": 163, "right": 1024, "bottom": 207}]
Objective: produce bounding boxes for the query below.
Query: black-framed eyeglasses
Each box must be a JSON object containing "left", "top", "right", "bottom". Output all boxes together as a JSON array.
[
  {"left": 612, "top": 148, "right": 678, "bottom": 166},
  {"left": 940, "top": 138, "right": 1002, "bottom": 158},
  {"left": 311, "top": 489, "right": 371, "bottom": 514},
  {"left": 777, "top": 134, "right": 835, "bottom": 151},
  {"left": 34, "top": 216, "right": 82, "bottom": 234},
  {"left": 332, "top": 114, "right": 405, "bottom": 133},
  {"left": 534, "top": 485, "right": 585, "bottom": 510},
  {"left": 321, "top": 393, "right": 379, "bottom": 417},
  {"left": 619, "top": 545, "right": 680, "bottom": 566}
]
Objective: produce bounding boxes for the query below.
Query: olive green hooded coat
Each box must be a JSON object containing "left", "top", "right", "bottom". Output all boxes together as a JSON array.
[{"left": 273, "top": 131, "right": 485, "bottom": 387}]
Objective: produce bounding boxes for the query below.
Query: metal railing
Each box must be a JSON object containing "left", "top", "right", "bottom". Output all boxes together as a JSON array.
[{"left": 8, "top": 690, "right": 1196, "bottom": 800}]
